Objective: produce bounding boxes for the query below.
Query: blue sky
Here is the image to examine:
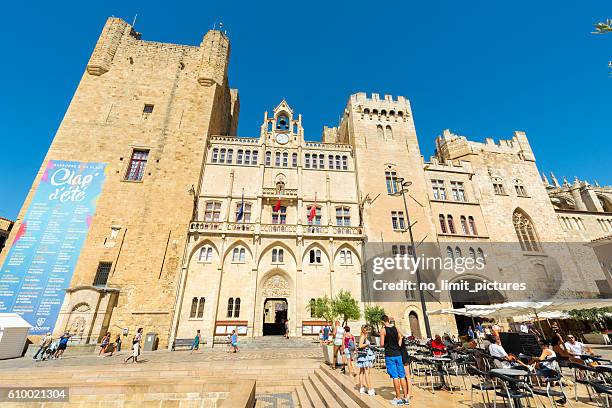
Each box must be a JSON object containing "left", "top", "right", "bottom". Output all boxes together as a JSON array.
[{"left": 1, "top": 1, "right": 610, "bottom": 220}]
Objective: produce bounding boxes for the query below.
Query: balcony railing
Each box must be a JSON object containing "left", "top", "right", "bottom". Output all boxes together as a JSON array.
[
  {"left": 189, "top": 221, "right": 363, "bottom": 237},
  {"left": 262, "top": 188, "right": 298, "bottom": 198}
]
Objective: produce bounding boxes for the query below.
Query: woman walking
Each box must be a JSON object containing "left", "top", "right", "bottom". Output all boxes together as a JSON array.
[
  {"left": 356, "top": 325, "right": 376, "bottom": 396},
  {"left": 343, "top": 326, "right": 356, "bottom": 376},
  {"left": 332, "top": 320, "right": 345, "bottom": 370},
  {"left": 98, "top": 332, "right": 111, "bottom": 357},
  {"left": 124, "top": 328, "right": 143, "bottom": 364}
]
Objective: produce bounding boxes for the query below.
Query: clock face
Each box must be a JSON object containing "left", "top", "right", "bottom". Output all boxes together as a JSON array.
[{"left": 276, "top": 133, "right": 289, "bottom": 145}]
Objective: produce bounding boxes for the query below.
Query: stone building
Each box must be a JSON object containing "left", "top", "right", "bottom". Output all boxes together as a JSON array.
[
  {"left": 1, "top": 17, "right": 611, "bottom": 346},
  {"left": 0, "top": 218, "right": 13, "bottom": 253}
]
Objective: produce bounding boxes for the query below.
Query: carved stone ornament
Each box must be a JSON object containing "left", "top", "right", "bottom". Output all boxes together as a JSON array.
[{"left": 261, "top": 274, "right": 290, "bottom": 298}]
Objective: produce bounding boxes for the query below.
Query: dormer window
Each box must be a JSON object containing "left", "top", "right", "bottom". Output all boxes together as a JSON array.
[{"left": 276, "top": 115, "right": 290, "bottom": 131}]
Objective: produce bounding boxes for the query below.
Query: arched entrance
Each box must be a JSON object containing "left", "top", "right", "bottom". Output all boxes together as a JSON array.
[
  {"left": 449, "top": 277, "right": 505, "bottom": 337},
  {"left": 408, "top": 311, "right": 422, "bottom": 339},
  {"left": 258, "top": 273, "right": 292, "bottom": 336},
  {"left": 263, "top": 298, "right": 288, "bottom": 335}
]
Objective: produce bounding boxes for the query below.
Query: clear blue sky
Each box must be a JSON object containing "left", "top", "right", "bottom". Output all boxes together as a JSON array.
[{"left": 1, "top": 1, "right": 610, "bottom": 220}]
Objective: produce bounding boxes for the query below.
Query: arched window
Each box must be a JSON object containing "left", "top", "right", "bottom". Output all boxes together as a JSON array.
[
  {"left": 311, "top": 153, "right": 318, "bottom": 169},
  {"left": 204, "top": 201, "right": 222, "bottom": 222},
  {"left": 439, "top": 215, "right": 448, "bottom": 233},
  {"left": 446, "top": 246, "right": 454, "bottom": 260},
  {"left": 377, "top": 125, "right": 384, "bottom": 139},
  {"left": 267, "top": 121, "right": 273, "bottom": 132},
  {"left": 212, "top": 148, "right": 219, "bottom": 163},
  {"left": 469, "top": 247, "right": 476, "bottom": 260},
  {"left": 460, "top": 216, "right": 469, "bottom": 235},
  {"left": 198, "top": 246, "right": 213, "bottom": 262},
  {"left": 233, "top": 298, "right": 241, "bottom": 318},
  {"left": 293, "top": 123, "right": 298, "bottom": 134},
  {"left": 335, "top": 155, "right": 341, "bottom": 169},
  {"left": 342, "top": 156, "right": 348, "bottom": 170},
  {"left": 385, "top": 125, "right": 393, "bottom": 140},
  {"left": 275, "top": 151, "right": 281, "bottom": 166},
  {"left": 309, "top": 249, "right": 322, "bottom": 264},
  {"left": 310, "top": 298, "right": 316, "bottom": 317},
  {"left": 477, "top": 248, "right": 485, "bottom": 264},
  {"left": 282, "top": 152, "right": 288, "bottom": 167},
  {"left": 447, "top": 215, "right": 456, "bottom": 234},
  {"left": 363, "top": 108, "right": 370, "bottom": 115},
  {"left": 468, "top": 216, "right": 478, "bottom": 235},
  {"left": 328, "top": 155, "right": 334, "bottom": 169},
  {"left": 305, "top": 153, "right": 311, "bottom": 168},
  {"left": 272, "top": 248, "right": 284, "bottom": 263},
  {"left": 232, "top": 247, "right": 246, "bottom": 262},
  {"left": 514, "top": 179, "right": 527, "bottom": 197},
  {"left": 276, "top": 115, "right": 289, "bottom": 131},
  {"left": 340, "top": 249, "right": 353, "bottom": 265},
  {"left": 197, "top": 297, "right": 205, "bottom": 318},
  {"left": 398, "top": 111, "right": 404, "bottom": 118},
  {"left": 219, "top": 148, "right": 226, "bottom": 163},
  {"left": 265, "top": 151, "right": 271, "bottom": 166},
  {"left": 598, "top": 196, "right": 612, "bottom": 212},
  {"left": 227, "top": 298, "right": 234, "bottom": 318},
  {"left": 319, "top": 154, "right": 325, "bottom": 169},
  {"left": 307, "top": 206, "right": 322, "bottom": 226},
  {"left": 236, "top": 149, "right": 243, "bottom": 165},
  {"left": 190, "top": 297, "right": 198, "bottom": 318},
  {"left": 226, "top": 149, "right": 233, "bottom": 164},
  {"left": 455, "top": 247, "right": 462, "bottom": 258},
  {"left": 292, "top": 153, "right": 298, "bottom": 167},
  {"left": 251, "top": 150, "right": 258, "bottom": 165},
  {"left": 513, "top": 210, "right": 540, "bottom": 252},
  {"left": 492, "top": 177, "right": 506, "bottom": 195},
  {"left": 272, "top": 206, "right": 287, "bottom": 224}
]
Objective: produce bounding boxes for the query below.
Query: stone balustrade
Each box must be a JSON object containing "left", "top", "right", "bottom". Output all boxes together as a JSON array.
[{"left": 189, "top": 221, "right": 363, "bottom": 237}]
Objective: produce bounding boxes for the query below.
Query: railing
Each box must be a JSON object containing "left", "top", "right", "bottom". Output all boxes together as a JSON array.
[
  {"left": 210, "top": 136, "right": 260, "bottom": 144},
  {"left": 189, "top": 221, "right": 363, "bottom": 236},
  {"left": 262, "top": 188, "right": 298, "bottom": 198},
  {"left": 304, "top": 141, "right": 351, "bottom": 150},
  {"left": 260, "top": 223, "right": 297, "bottom": 233}
]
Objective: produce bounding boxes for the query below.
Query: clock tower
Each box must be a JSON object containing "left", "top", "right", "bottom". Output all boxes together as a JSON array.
[{"left": 260, "top": 99, "right": 303, "bottom": 148}]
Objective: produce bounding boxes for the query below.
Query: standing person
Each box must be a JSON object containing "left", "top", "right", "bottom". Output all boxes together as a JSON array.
[
  {"left": 475, "top": 322, "right": 484, "bottom": 338},
  {"left": 399, "top": 331, "right": 412, "bottom": 401},
  {"left": 115, "top": 334, "right": 122, "bottom": 352},
  {"left": 124, "top": 328, "right": 143, "bottom": 364},
  {"left": 331, "top": 320, "right": 345, "bottom": 370},
  {"left": 430, "top": 334, "right": 446, "bottom": 356},
  {"left": 356, "top": 325, "right": 376, "bottom": 396},
  {"left": 53, "top": 332, "right": 71, "bottom": 359},
  {"left": 519, "top": 322, "right": 529, "bottom": 334},
  {"left": 190, "top": 330, "right": 201, "bottom": 353},
  {"left": 284, "top": 318, "right": 290, "bottom": 339},
  {"left": 380, "top": 315, "right": 409, "bottom": 405},
  {"left": 322, "top": 325, "right": 330, "bottom": 343},
  {"left": 467, "top": 326, "right": 475, "bottom": 340},
  {"left": 230, "top": 330, "right": 239, "bottom": 353},
  {"left": 33, "top": 332, "right": 51, "bottom": 360},
  {"left": 343, "top": 326, "right": 356, "bottom": 376},
  {"left": 98, "top": 332, "right": 111, "bottom": 357}
]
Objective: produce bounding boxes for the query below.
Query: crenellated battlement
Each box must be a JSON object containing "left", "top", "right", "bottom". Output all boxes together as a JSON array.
[
  {"left": 435, "top": 129, "right": 535, "bottom": 162},
  {"left": 348, "top": 92, "right": 412, "bottom": 120}
]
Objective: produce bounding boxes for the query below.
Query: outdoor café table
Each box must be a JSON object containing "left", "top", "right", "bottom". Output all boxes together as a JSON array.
[{"left": 425, "top": 356, "right": 453, "bottom": 389}]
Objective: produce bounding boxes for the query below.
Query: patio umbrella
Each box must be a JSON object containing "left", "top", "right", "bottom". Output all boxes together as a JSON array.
[
  {"left": 427, "top": 307, "right": 495, "bottom": 331},
  {"left": 465, "top": 299, "right": 612, "bottom": 334}
]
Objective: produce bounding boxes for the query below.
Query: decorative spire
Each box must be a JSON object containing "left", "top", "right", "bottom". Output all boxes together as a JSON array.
[{"left": 550, "top": 172, "right": 560, "bottom": 187}]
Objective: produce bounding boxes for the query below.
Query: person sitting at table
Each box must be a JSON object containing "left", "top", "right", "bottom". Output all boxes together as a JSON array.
[
  {"left": 430, "top": 334, "right": 446, "bottom": 356},
  {"left": 488, "top": 335, "right": 530, "bottom": 370},
  {"left": 564, "top": 334, "right": 597, "bottom": 365},
  {"left": 552, "top": 334, "right": 583, "bottom": 365},
  {"left": 530, "top": 339, "right": 559, "bottom": 380}
]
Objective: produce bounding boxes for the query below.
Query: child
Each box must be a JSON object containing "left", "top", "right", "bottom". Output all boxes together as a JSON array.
[
  {"left": 230, "top": 330, "right": 239, "bottom": 353},
  {"left": 191, "top": 330, "right": 201, "bottom": 353}
]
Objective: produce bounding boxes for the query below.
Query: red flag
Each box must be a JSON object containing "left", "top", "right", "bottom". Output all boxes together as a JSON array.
[
  {"left": 273, "top": 196, "right": 281, "bottom": 212},
  {"left": 308, "top": 193, "right": 317, "bottom": 222}
]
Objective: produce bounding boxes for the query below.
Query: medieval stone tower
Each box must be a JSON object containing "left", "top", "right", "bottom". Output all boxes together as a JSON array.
[{"left": 0, "top": 17, "right": 238, "bottom": 345}]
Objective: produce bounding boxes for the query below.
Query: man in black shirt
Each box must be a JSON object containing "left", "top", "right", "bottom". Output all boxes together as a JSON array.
[{"left": 380, "top": 315, "right": 410, "bottom": 405}]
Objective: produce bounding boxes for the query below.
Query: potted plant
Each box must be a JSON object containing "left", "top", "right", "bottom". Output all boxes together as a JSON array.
[
  {"left": 365, "top": 305, "right": 386, "bottom": 346},
  {"left": 308, "top": 296, "right": 337, "bottom": 364}
]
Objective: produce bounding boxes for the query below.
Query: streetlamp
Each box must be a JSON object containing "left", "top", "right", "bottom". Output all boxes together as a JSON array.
[{"left": 391, "top": 177, "right": 433, "bottom": 339}]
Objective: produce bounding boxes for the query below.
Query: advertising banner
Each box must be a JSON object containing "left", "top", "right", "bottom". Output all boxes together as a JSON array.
[{"left": 0, "top": 160, "right": 107, "bottom": 334}]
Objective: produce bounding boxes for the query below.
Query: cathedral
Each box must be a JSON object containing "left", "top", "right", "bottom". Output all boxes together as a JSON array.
[{"left": 1, "top": 17, "right": 610, "bottom": 347}]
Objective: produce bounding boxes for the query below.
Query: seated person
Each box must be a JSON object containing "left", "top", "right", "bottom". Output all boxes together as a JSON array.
[
  {"left": 531, "top": 339, "right": 559, "bottom": 380},
  {"left": 564, "top": 334, "right": 593, "bottom": 356},
  {"left": 552, "top": 333, "right": 583, "bottom": 365},
  {"left": 487, "top": 335, "right": 530, "bottom": 369},
  {"left": 430, "top": 334, "right": 447, "bottom": 356}
]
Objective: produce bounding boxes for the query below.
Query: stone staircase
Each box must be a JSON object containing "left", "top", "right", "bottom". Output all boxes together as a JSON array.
[{"left": 295, "top": 364, "right": 388, "bottom": 408}]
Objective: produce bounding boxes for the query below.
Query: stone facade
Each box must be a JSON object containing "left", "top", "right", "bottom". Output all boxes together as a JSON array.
[
  {"left": 1, "top": 17, "right": 611, "bottom": 346},
  {"left": 0, "top": 218, "right": 14, "bottom": 254}
]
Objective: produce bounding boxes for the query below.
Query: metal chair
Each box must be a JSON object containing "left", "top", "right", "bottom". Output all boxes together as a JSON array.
[
  {"left": 489, "top": 371, "right": 536, "bottom": 408},
  {"left": 467, "top": 365, "right": 496, "bottom": 407},
  {"left": 530, "top": 370, "right": 573, "bottom": 408},
  {"left": 589, "top": 381, "right": 612, "bottom": 408},
  {"left": 568, "top": 361, "right": 602, "bottom": 402}
]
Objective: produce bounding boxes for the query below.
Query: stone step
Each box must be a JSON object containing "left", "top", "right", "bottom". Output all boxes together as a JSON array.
[
  {"left": 296, "top": 385, "right": 313, "bottom": 408},
  {"left": 308, "top": 373, "right": 342, "bottom": 408},
  {"left": 302, "top": 378, "right": 325, "bottom": 408},
  {"left": 314, "top": 369, "right": 361, "bottom": 408},
  {"left": 318, "top": 364, "right": 388, "bottom": 408}
]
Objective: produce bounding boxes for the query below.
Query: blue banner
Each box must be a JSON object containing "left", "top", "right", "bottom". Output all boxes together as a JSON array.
[{"left": 0, "top": 161, "right": 107, "bottom": 334}]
